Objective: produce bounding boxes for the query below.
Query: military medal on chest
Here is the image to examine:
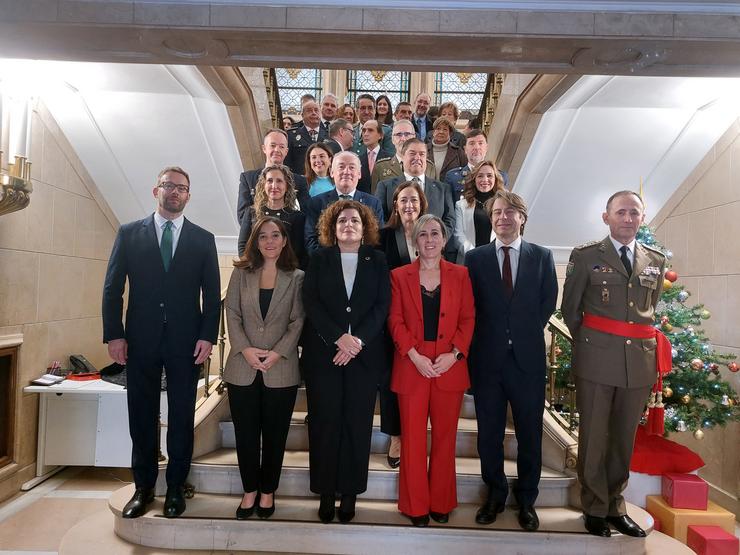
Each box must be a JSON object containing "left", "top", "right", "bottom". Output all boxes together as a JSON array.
[{"left": 601, "top": 287, "right": 610, "bottom": 304}]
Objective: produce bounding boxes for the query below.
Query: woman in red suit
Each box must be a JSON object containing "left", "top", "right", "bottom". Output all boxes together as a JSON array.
[{"left": 388, "top": 213, "right": 475, "bottom": 527}]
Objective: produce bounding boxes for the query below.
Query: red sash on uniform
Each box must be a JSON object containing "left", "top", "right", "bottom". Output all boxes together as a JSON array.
[{"left": 581, "top": 312, "right": 673, "bottom": 436}]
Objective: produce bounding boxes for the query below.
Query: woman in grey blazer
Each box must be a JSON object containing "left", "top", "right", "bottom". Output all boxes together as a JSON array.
[{"left": 224, "top": 216, "right": 305, "bottom": 520}]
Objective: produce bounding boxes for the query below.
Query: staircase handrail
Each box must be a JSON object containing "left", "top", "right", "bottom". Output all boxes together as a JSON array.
[
  {"left": 478, "top": 73, "right": 505, "bottom": 135},
  {"left": 263, "top": 68, "right": 283, "bottom": 129}
]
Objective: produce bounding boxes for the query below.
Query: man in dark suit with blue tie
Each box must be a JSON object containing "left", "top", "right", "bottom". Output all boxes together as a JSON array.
[
  {"left": 465, "top": 190, "right": 557, "bottom": 531},
  {"left": 304, "top": 151, "right": 384, "bottom": 252},
  {"left": 103, "top": 167, "right": 220, "bottom": 519}
]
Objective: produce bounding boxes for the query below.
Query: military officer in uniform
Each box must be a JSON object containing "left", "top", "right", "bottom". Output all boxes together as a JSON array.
[
  {"left": 371, "top": 120, "right": 436, "bottom": 194},
  {"left": 285, "top": 100, "right": 328, "bottom": 175},
  {"left": 561, "top": 190, "right": 667, "bottom": 539},
  {"left": 445, "top": 129, "right": 509, "bottom": 201}
]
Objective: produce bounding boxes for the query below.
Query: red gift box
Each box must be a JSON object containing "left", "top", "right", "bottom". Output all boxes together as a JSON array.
[
  {"left": 661, "top": 472, "right": 708, "bottom": 509},
  {"left": 687, "top": 525, "right": 739, "bottom": 555}
]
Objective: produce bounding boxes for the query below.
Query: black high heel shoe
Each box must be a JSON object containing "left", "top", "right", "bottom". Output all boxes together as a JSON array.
[
  {"left": 338, "top": 494, "right": 356, "bottom": 524},
  {"left": 318, "top": 494, "right": 335, "bottom": 523},
  {"left": 235, "top": 493, "right": 258, "bottom": 520},
  {"left": 256, "top": 493, "right": 275, "bottom": 519}
]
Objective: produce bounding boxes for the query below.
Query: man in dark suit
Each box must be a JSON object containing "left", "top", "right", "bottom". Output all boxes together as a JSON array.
[
  {"left": 102, "top": 166, "right": 221, "bottom": 519},
  {"left": 370, "top": 120, "right": 436, "bottom": 193},
  {"left": 237, "top": 128, "right": 309, "bottom": 222},
  {"left": 285, "top": 100, "right": 328, "bottom": 175},
  {"left": 358, "top": 119, "right": 391, "bottom": 194},
  {"left": 465, "top": 190, "right": 558, "bottom": 531},
  {"left": 319, "top": 93, "right": 339, "bottom": 132},
  {"left": 304, "top": 151, "right": 384, "bottom": 252},
  {"left": 324, "top": 118, "right": 353, "bottom": 155},
  {"left": 445, "top": 129, "right": 509, "bottom": 201},
  {"left": 412, "top": 92, "right": 433, "bottom": 141},
  {"left": 375, "top": 138, "right": 455, "bottom": 237}
]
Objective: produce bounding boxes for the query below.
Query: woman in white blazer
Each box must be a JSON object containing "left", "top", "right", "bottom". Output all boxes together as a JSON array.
[
  {"left": 224, "top": 216, "right": 305, "bottom": 521},
  {"left": 453, "top": 160, "right": 506, "bottom": 262}
]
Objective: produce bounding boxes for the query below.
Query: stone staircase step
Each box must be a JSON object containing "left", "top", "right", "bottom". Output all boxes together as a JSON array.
[
  {"left": 292, "top": 387, "right": 477, "bottom": 419},
  {"left": 110, "top": 484, "right": 667, "bottom": 555},
  {"left": 163, "top": 449, "right": 574, "bottom": 507},
  {"left": 219, "top": 412, "right": 516, "bottom": 459}
]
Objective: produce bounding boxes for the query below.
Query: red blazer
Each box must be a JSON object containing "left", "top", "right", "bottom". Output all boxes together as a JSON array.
[{"left": 388, "top": 259, "right": 475, "bottom": 394}]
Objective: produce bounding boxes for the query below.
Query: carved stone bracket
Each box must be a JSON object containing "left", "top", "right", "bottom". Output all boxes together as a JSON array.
[{"left": 0, "top": 155, "right": 33, "bottom": 217}]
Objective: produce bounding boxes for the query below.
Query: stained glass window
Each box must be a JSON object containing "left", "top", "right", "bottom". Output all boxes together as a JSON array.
[
  {"left": 276, "top": 68, "right": 323, "bottom": 115},
  {"left": 433, "top": 72, "right": 488, "bottom": 117},
  {"left": 346, "top": 70, "right": 410, "bottom": 108}
]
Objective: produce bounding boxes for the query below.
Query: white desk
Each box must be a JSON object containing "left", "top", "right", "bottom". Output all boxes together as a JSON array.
[{"left": 25, "top": 379, "right": 172, "bottom": 476}]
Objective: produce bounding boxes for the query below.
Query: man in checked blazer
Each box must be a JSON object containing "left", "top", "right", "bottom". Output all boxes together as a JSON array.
[
  {"left": 102, "top": 166, "right": 220, "bottom": 520},
  {"left": 465, "top": 190, "right": 557, "bottom": 532}
]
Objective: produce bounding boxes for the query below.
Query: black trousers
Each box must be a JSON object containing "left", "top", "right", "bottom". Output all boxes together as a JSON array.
[
  {"left": 474, "top": 351, "right": 545, "bottom": 506},
  {"left": 379, "top": 333, "right": 401, "bottom": 436},
  {"left": 306, "top": 358, "right": 378, "bottom": 495},
  {"left": 126, "top": 352, "right": 199, "bottom": 489},
  {"left": 227, "top": 374, "right": 297, "bottom": 493}
]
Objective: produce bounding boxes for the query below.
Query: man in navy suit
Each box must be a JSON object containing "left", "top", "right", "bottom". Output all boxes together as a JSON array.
[
  {"left": 375, "top": 138, "right": 455, "bottom": 237},
  {"left": 285, "top": 100, "right": 328, "bottom": 175},
  {"left": 304, "top": 151, "right": 384, "bottom": 252},
  {"left": 465, "top": 190, "right": 557, "bottom": 531},
  {"left": 237, "top": 128, "right": 309, "bottom": 222},
  {"left": 412, "top": 92, "right": 433, "bottom": 142},
  {"left": 103, "top": 166, "right": 220, "bottom": 519}
]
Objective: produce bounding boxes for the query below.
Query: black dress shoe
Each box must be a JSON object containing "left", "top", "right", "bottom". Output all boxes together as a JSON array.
[
  {"left": 606, "top": 514, "right": 646, "bottom": 537},
  {"left": 386, "top": 455, "right": 400, "bottom": 469},
  {"left": 337, "top": 494, "right": 356, "bottom": 524},
  {"left": 430, "top": 511, "right": 449, "bottom": 523},
  {"left": 318, "top": 494, "right": 335, "bottom": 524},
  {"left": 475, "top": 501, "right": 505, "bottom": 525},
  {"left": 517, "top": 505, "right": 539, "bottom": 531},
  {"left": 235, "top": 494, "right": 257, "bottom": 520},
  {"left": 163, "top": 486, "right": 186, "bottom": 518},
  {"left": 584, "top": 514, "right": 611, "bottom": 537},
  {"left": 122, "top": 487, "right": 154, "bottom": 519}
]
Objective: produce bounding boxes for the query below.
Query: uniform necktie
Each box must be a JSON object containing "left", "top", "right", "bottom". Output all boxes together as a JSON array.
[
  {"left": 161, "top": 220, "right": 173, "bottom": 272},
  {"left": 339, "top": 194, "right": 351, "bottom": 200},
  {"left": 501, "top": 246, "right": 513, "bottom": 298},
  {"left": 309, "top": 129, "right": 318, "bottom": 142},
  {"left": 368, "top": 150, "right": 376, "bottom": 173},
  {"left": 620, "top": 245, "right": 632, "bottom": 276}
]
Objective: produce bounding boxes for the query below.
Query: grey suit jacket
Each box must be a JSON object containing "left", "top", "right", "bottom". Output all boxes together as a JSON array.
[{"left": 224, "top": 267, "right": 305, "bottom": 387}]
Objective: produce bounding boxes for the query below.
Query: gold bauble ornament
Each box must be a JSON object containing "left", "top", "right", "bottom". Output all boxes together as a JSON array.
[
  {"left": 662, "top": 322, "right": 673, "bottom": 332},
  {"left": 663, "top": 387, "right": 673, "bottom": 398},
  {"left": 681, "top": 394, "right": 691, "bottom": 404},
  {"left": 663, "top": 279, "right": 673, "bottom": 290},
  {"left": 700, "top": 309, "right": 711, "bottom": 320},
  {"left": 693, "top": 429, "right": 704, "bottom": 440},
  {"left": 690, "top": 358, "right": 704, "bottom": 370}
]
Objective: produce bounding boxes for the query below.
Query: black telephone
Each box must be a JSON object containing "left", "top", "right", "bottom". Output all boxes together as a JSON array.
[{"left": 69, "top": 354, "right": 97, "bottom": 374}]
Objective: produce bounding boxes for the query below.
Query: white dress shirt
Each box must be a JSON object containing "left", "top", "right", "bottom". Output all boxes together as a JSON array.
[
  {"left": 610, "top": 236, "right": 636, "bottom": 267},
  {"left": 403, "top": 172, "right": 425, "bottom": 192},
  {"left": 495, "top": 235, "right": 522, "bottom": 287},
  {"left": 154, "top": 212, "right": 184, "bottom": 257}
]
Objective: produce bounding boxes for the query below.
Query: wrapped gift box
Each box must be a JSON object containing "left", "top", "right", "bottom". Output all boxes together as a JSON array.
[
  {"left": 646, "top": 495, "right": 735, "bottom": 544},
  {"left": 687, "top": 525, "right": 739, "bottom": 555},
  {"left": 662, "top": 472, "right": 708, "bottom": 510}
]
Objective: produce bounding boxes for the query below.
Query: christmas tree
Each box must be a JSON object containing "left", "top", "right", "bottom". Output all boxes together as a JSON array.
[{"left": 550, "top": 225, "right": 740, "bottom": 437}]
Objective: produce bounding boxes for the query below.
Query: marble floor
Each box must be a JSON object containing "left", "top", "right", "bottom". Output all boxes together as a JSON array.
[
  {"left": 0, "top": 466, "right": 735, "bottom": 555},
  {"left": 0, "top": 467, "right": 300, "bottom": 555}
]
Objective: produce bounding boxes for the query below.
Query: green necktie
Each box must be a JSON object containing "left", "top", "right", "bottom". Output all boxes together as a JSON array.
[{"left": 161, "top": 220, "right": 173, "bottom": 272}]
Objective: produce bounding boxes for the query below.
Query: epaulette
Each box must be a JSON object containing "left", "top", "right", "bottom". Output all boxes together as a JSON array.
[
  {"left": 641, "top": 243, "right": 667, "bottom": 257},
  {"left": 289, "top": 128, "right": 299, "bottom": 135},
  {"left": 574, "top": 240, "right": 601, "bottom": 250}
]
